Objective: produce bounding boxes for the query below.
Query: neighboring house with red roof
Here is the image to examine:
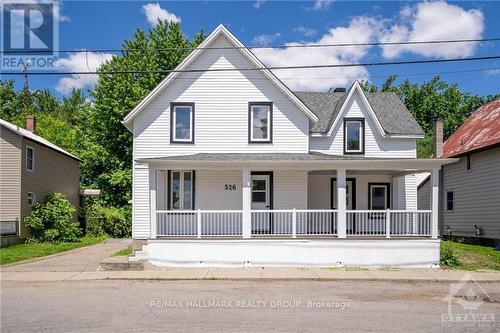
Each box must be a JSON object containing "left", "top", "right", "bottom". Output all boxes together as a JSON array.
[{"left": 418, "top": 99, "right": 500, "bottom": 243}]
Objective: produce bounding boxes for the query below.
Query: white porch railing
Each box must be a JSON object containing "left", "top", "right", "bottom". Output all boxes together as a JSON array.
[
  {"left": 251, "top": 209, "right": 337, "bottom": 236},
  {"left": 346, "top": 210, "right": 432, "bottom": 237},
  {"left": 156, "top": 209, "right": 431, "bottom": 238}
]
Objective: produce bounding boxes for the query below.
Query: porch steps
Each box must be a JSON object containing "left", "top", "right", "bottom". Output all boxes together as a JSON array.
[{"left": 129, "top": 245, "right": 149, "bottom": 262}]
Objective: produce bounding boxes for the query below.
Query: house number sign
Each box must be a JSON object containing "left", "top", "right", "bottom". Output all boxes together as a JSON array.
[{"left": 225, "top": 184, "right": 237, "bottom": 191}]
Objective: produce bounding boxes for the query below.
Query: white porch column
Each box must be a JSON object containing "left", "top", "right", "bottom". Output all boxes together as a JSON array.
[
  {"left": 337, "top": 169, "right": 347, "bottom": 238},
  {"left": 431, "top": 168, "right": 440, "bottom": 239},
  {"left": 242, "top": 169, "right": 252, "bottom": 239},
  {"left": 149, "top": 168, "right": 157, "bottom": 239}
]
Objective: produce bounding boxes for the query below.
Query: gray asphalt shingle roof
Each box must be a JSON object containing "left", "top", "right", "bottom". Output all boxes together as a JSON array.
[
  {"left": 139, "top": 152, "right": 403, "bottom": 162},
  {"left": 294, "top": 91, "right": 424, "bottom": 135}
]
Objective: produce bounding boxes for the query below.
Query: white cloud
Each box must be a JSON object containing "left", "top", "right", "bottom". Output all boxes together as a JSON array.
[
  {"left": 254, "top": 0, "right": 265, "bottom": 9},
  {"left": 252, "top": 33, "right": 281, "bottom": 46},
  {"left": 142, "top": 3, "right": 180, "bottom": 26},
  {"left": 310, "top": 0, "right": 334, "bottom": 11},
  {"left": 293, "top": 26, "right": 317, "bottom": 38},
  {"left": 485, "top": 68, "right": 500, "bottom": 76},
  {"left": 253, "top": 16, "right": 379, "bottom": 91},
  {"left": 380, "top": 2, "right": 484, "bottom": 58},
  {"left": 55, "top": 52, "right": 113, "bottom": 94}
]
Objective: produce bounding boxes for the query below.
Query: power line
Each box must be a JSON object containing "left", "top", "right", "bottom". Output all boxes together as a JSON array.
[
  {"left": 2, "top": 37, "right": 500, "bottom": 54},
  {"left": 2, "top": 55, "right": 500, "bottom": 76}
]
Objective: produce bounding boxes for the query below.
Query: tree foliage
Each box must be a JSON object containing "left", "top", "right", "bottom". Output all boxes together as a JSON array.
[
  {"left": 361, "top": 76, "right": 499, "bottom": 157},
  {"left": 24, "top": 193, "right": 80, "bottom": 242}
]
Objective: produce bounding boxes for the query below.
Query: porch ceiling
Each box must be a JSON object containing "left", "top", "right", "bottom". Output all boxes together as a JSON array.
[{"left": 137, "top": 152, "right": 457, "bottom": 171}]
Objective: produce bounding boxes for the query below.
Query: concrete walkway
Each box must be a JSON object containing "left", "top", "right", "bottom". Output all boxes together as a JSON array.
[
  {"left": 2, "top": 267, "right": 500, "bottom": 282},
  {"left": 2, "top": 239, "right": 131, "bottom": 272},
  {"left": 2, "top": 240, "right": 499, "bottom": 282}
]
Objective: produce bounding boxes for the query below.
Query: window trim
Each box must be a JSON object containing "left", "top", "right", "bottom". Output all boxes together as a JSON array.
[
  {"left": 465, "top": 154, "right": 471, "bottom": 172},
  {"left": 368, "top": 183, "right": 391, "bottom": 210},
  {"left": 248, "top": 102, "right": 273, "bottom": 143},
  {"left": 445, "top": 189, "right": 454, "bottom": 212},
  {"left": 170, "top": 102, "right": 195, "bottom": 144},
  {"left": 26, "top": 146, "right": 34, "bottom": 172},
  {"left": 27, "top": 192, "right": 36, "bottom": 207},
  {"left": 168, "top": 170, "right": 195, "bottom": 210},
  {"left": 343, "top": 118, "right": 365, "bottom": 155}
]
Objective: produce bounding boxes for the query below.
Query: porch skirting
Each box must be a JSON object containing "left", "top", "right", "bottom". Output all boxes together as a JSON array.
[{"left": 145, "top": 239, "right": 440, "bottom": 268}]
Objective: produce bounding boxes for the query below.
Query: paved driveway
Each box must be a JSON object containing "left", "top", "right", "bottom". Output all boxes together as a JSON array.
[{"left": 2, "top": 239, "right": 131, "bottom": 272}]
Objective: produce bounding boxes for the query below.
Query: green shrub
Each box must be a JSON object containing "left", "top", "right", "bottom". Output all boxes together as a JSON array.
[
  {"left": 440, "top": 242, "right": 461, "bottom": 268},
  {"left": 86, "top": 203, "right": 131, "bottom": 238},
  {"left": 24, "top": 193, "right": 80, "bottom": 242}
]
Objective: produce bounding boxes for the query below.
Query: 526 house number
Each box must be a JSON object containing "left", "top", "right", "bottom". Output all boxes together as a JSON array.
[{"left": 225, "top": 184, "right": 237, "bottom": 191}]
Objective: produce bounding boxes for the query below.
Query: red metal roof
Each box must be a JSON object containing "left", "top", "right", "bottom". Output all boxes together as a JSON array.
[{"left": 442, "top": 99, "right": 500, "bottom": 157}]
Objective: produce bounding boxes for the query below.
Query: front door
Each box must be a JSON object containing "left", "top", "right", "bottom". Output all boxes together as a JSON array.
[{"left": 251, "top": 174, "right": 271, "bottom": 233}]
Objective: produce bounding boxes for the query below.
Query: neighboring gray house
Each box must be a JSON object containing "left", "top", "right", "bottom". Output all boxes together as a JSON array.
[
  {"left": 0, "top": 117, "right": 81, "bottom": 247},
  {"left": 418, "top": 100, "right": 500, "bottom": 242}
]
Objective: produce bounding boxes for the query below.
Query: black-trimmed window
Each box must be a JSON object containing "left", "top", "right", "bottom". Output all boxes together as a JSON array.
[
  {"left": 368, "top": 183, "right": 390, "bottom": 210},
  {"left": 169, "top": 171, "right": 194, "bottom": 210},
  {"left": 249, "top": 102, "right": 273, "bottom": 143},
  {"left": 170, "top": 102, "right": 194, "bottom": 143},
  {"left": 343, "top": 118, "right": 365, "bottom": 154},
  {"left": 446, "top": 190, "right": 454, "bottom": 212},
  {"left": 26, "top": 146, "right": 34, "bottom": 171},
  {"left": 27, "top": 192, "right": 36, "bottom": 207},
  {"left": 465, "top": 155, "right": 471, "bottom": 171}
]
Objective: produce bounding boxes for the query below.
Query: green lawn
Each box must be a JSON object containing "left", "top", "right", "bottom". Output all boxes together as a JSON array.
[
  {"left": 111, "top": 246, "right": 132, "bottom": 257},
  {"left": 0, "top": 236, "right": 106, "bottom": 266},
  {"left": 441, "top": 240, "right": 500, "bottom": 271}
]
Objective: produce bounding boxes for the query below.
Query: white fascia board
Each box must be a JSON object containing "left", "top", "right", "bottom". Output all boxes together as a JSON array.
[
  {"left": 122, "top": 24, "right": 318, "bottom": 132},
  {"left": 139, "top": 157, "right": 458, "bottom": 171},
  {"left": 326, "top": 81, "right": 386, "bottom": 138}
]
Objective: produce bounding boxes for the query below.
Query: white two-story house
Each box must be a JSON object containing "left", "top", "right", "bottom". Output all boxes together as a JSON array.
[{"left": 122, "top": 25, "right": 455, "bottom": 267}]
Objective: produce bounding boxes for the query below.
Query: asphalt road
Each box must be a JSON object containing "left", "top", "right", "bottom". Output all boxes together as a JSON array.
[{"left": 1, "top": 280, "right": 499, "bottom": 332}]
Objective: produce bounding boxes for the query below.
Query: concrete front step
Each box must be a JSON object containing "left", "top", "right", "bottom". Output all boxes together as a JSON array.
[{"left": 99, "top": 256, "right": 145, "bottom": 271}]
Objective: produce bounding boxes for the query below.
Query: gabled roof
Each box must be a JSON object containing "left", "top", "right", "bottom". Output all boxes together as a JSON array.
[
  {"left": 0, "top": 118, "right": 81, "bottom": 162},
  {"left": 122, "top": 24, "right": 318, "bottom": 131},
  {"left": 295, "top": 82, "right": 424, "bottom": 136},
  {"left": 443, "top": 99, "right": 500, "bottom": 157}
]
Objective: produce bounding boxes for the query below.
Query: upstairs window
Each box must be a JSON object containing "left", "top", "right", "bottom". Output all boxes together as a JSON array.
[
  {"left": 26, "top": 146, "right": 34, "bottom": 171},
  {"left": 344, "top": 119, "right": 364, "bottom": 154},
  {"left": 465, "top": 155, "right": 471, "bottom": 171},
  {"left": 170, "top": 103, "right": 194, "bottom": 143},
  {"left": 249, "top": 102, "right": 273, "bottom": 143}
]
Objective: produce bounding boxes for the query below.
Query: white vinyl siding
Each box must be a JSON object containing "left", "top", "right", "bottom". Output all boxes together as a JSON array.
[
  {"left": 310, "top": 91, "right": 417, "bottom": 158},
  {"left": 133, "top": 35, "right": 309, "bottom": 159}
]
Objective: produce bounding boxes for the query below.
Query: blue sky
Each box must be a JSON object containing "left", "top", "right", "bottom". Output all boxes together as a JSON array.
[{"left": 3, "top": 0, "right": 500, "bottom": 97}]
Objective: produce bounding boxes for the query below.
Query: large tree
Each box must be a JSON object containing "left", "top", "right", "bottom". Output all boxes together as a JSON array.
[
  {"left": 85, "top": 22, "right": 205, "bottom": 206},
  {"left": 362, "top": 76, "right": 499, "bottom": 157}
]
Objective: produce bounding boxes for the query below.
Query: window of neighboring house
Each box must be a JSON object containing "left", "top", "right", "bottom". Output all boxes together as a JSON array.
[
  {"left": 446, "top": 190, "right": 454, "bottom": 212},
  {"left": 26, "top": 146, "right": 34, "bottom": 171},
  {"left": 170, "top": 103, "right": 194, "bottom": 143},
  {"left": 465, "top": 155, "right": 471, "bottom": 171},
  {"left": 344, "top": 119, "right": 364, "bottom": 154},
  {"left": 369, "top": 183, "right": 390, "bottom": 210},
  {"left": 27, "top": 192, "right": 36, "bottom": 207},
  {"left": 249, "top": 102, "right": 273, "bottom": 143},
  {"left": 170, "top": 171, "right": 194, "bottom": 210}
]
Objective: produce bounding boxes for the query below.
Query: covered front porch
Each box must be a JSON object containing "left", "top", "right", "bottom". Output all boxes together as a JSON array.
[{"left": 142, "top": 153, "right": 448, "bottom": 241}]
